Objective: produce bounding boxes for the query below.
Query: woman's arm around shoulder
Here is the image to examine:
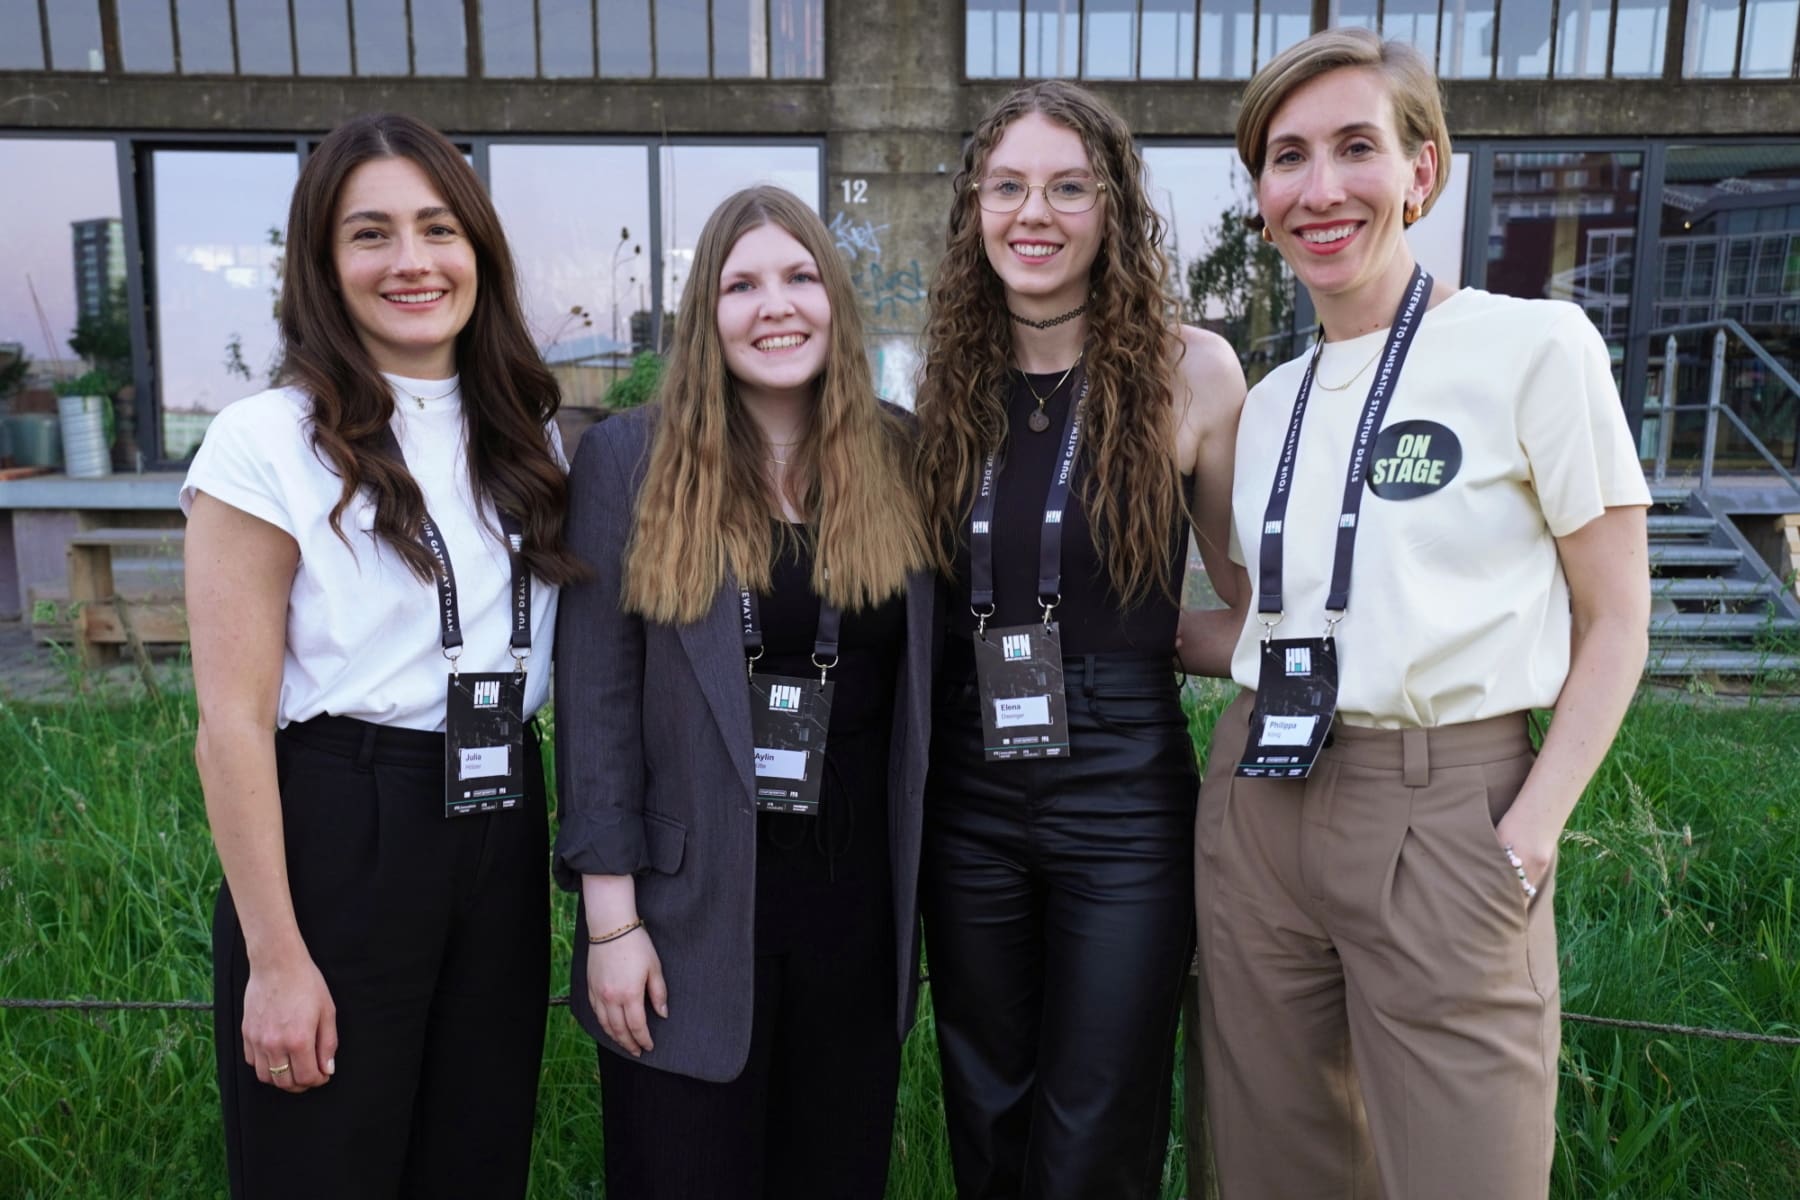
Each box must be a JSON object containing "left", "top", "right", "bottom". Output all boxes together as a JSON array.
[
  {"left": 1172, "top": 324, "right": 1251, "bottom": 676},
  {"left": 187, "top": 493, "right": 338, "bottom": 1093}
]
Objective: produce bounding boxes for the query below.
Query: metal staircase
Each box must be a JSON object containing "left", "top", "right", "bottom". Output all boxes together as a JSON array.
[{"left": 1645, "top": 485, "right": 1800, "bottom": 675}]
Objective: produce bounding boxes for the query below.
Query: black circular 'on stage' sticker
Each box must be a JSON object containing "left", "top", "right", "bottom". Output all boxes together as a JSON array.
[{"left": 1367, "top": 420, "right": 1462, "bottom": 499}]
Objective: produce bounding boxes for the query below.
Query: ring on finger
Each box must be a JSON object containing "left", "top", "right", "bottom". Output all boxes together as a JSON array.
[{"left": 268, "top": 1062, "right": 292, "bottom": 1077}]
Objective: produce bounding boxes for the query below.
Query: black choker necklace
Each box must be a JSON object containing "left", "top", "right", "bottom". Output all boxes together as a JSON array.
[{"left": 1010, "top": 301, "right": 1088, "bottom": 330}]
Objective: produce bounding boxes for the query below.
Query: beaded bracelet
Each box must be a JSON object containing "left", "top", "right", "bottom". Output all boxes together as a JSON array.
[
  {"left": 587, "top": 918, "right": 645, "bottom": 945},
  {"left": 1501, "top": 845, "right": 1539, "bottom": 901}
]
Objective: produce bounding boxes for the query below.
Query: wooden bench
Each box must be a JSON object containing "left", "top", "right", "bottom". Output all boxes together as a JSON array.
[{"left": 66, "top": 527, "right": 187, "bottom": 668}]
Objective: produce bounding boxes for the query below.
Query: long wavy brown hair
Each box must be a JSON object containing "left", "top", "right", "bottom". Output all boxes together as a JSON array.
[
  {"left": 278, "top": 112, "right": 583, "bottom": 586},
  {"left": 623, "top": 186, "right": 930, "bottom": 625},
  {"left": 915, "top": 81, "right": 1185, "bottom": 606}
]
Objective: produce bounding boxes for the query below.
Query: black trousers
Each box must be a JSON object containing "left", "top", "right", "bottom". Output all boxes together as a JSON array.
[
  {"left": 922, "top": 654, "right": 1198, "bottom": 1200},
  {"left": 213, "top": 715, "right": 549, "bottom": 1200},
  {"left": 597, "top": 728, "right": 901, "bottom": 1200}
]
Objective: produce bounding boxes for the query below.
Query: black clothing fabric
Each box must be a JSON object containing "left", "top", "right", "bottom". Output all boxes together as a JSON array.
[
  {"left": 924, "top": 655, "right": 1198, "bottom": 1199},
  {"left": 947, "top": 370, "right": 1189, "bottom": 656},
  {"left": 213, "top": 715, "right": 548, "bottom": 1200},
  {"left": 599, "top": 528, "right": 906, "bottom": 1198}
]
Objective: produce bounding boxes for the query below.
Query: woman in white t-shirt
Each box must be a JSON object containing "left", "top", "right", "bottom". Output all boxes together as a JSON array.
[
  {"left": 1185, "top": 30, "right": 1651, "bottom": 1200},
  {"left": 182, "top": 113, "right": 582, "bottom": 1199}
]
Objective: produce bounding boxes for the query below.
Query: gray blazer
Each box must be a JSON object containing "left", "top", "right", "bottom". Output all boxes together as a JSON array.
[{"left": 552, "top": 405, "right": 937, "bottom": 1083}]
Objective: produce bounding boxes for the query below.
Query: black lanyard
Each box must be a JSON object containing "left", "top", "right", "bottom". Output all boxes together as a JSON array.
[
  {"left": 740, "top": 585, "right": 843, "bottom": 681},
  {"left": 1257, "top": 265, "right": 1432, "bottom": 634},
  {"left": 378, "top": 425, "right": 531, "bottom": 669},
  {"left": 969, "top": 364, "right": 1088, "bottom": 629}
]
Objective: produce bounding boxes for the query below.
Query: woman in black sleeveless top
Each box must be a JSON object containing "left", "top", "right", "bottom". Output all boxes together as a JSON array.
[{"left": 915, "top": 82, "right": 1249, "bottom": 1198}]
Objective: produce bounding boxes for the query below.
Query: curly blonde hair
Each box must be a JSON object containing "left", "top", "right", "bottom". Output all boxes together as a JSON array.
[{"left": 915, "top": 81, "right": 1185, "bottom": 607}]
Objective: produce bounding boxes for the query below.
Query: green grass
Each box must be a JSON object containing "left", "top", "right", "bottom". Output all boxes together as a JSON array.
[{"left": 1, "top": 684, "right": 1796, "bottom": 1198}]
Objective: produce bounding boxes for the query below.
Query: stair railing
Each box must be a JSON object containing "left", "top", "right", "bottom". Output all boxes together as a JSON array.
[{"left": 1647, "top": 320, "right": 1800, "bottom": 503}]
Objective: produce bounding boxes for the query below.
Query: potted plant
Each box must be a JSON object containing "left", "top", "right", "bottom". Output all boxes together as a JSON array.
[{"left": 53, "top": 368, "right": 122, "bottom": 478}]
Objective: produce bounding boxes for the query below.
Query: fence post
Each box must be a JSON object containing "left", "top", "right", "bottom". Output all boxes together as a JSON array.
[
  {"left": 1656, "top": 333, "right": 1677, "bottom": 483},
  {"left": 1700, "top": 328, "right": 1725, "bottom": 493}
]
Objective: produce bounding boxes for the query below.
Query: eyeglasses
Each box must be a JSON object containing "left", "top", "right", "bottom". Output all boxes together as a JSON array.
[{"left": 972, "top": 176, "right": 1107, "bottom": 215}]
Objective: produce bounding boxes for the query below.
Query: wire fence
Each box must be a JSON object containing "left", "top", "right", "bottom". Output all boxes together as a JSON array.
[{"left": 3, "top": 994, "right": 1797, "bottom": 1047}]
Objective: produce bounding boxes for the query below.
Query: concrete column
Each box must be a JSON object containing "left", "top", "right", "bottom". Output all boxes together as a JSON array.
[{"left": 825, "top": 0, "right": 966, "bottom": 407}]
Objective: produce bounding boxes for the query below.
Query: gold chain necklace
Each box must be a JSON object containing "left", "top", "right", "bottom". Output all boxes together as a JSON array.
[
  {"left": 1312, "top": 341, "right": 1384, "bottom": 393},
  {"left": 401, "top": 382, "right": 459, "bottom": 410},
  {"left": 1018, "top": 347, "right": 1086, "bottom": 433}
]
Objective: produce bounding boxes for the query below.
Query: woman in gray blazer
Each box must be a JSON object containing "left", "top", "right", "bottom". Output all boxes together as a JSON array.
[{"left": 553, "top": 185, "right": 937, "bottom": 1199}]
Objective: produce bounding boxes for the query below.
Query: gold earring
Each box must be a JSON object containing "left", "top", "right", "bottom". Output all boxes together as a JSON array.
[
  {"left": 1260, "top": 224, "right": 1275, "bottom": 244},
  {"left": 1404, "top": 201, "right": 1422, "bottom": 227}
]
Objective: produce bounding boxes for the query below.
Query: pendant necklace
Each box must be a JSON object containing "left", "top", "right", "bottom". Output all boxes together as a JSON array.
[
  {"left": 1019, "top": 346, "right": 1085, "bottom": 433},
  {"left": 402, "top": 382, "right": 459, "bottom": 410}
]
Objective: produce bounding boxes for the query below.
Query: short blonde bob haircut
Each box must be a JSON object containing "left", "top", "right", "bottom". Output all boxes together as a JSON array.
[{"left": 1235, "top": 28, "right": 1453, "bottom": 219}]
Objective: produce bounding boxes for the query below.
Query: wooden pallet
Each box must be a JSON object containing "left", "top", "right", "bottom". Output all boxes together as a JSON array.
[{"left": 66, "top": 528, "right": 188, "bottom": 668}]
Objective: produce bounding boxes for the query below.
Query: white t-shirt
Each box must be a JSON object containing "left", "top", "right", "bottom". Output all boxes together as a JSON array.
[
  {"left": 1229, "top": 289, "right": 1651, "bottom": 728},
  {"left": 181, "top": 375, "right": 562, "bottom": 731}
]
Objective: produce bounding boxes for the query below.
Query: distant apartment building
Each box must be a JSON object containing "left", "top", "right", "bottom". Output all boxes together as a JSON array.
[{"left": 71, "top": 217, "right": 125, "bottom": 319}]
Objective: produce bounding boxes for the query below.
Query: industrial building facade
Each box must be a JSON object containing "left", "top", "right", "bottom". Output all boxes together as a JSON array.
[{"left": 1, "top": 0, "right": 1796, "bottom": 474}]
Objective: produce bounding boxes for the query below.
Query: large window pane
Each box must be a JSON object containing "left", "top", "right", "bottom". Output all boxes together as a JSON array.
[
  {"left": 0, "top": 140, "right": 127, "bottom": 467},
  {"left": 1741, "top": 0, "right": 1799, "bottom": 75},
  {"left": 714, "top": 0, "right": 767, "bottom": 75},
  {"left": 1257, "top": 0, "right": 1312, "bottom": 67},
  {"left": 1556, "top": 0, "right": 1609, "bottom": 76},
  {"left": 484, "top": 0, "right": 537, "bottom": 74},
  {"left": 0, "top": 0, "right": 44, "bottom": 70},
  {"left": 151, "top": 149, "right": 297, "bottom": 459},
  {"left": 1140, "top": 0, "right": 1196, "bottom": 78},
  {"left": 1439, "top": 0, "right": 1496, "bottom": 77},
  {"left": 490, "top": 145, "right": 652, "bottom": 406},
  {"left": 1025, "top": 0, "right": 1080, "bottom": 77},
  {"left": 1496, "top": 0, "right": 1553, "bottom": 76},
  {"left": 1486, "top": 150, "right": 1642, "bottom": 385},
  {"left": 1084, "top": 0, "right": 1138, "bottom": 77},
  {"left": 655, "top": 0, "right": 709, "bottom": 75},
  {"left": 1612, "top": 0, "right": 1669, "bottom": 75},
  {"left": 1684, "top": 0, "right": 1742, "bottom": 74},
  {"left": 177, "top": 0, "right": 235, "bottom": 73},
  {"left": 47, "top": 0, "right": 104, "bottom": 71},
  {"left": 771, "top": 0, "right": 823, "bottom": 77},
  {"left": 354, "top": 0, "right": 411, "bottom": 74},
  {"left": 968, "top": 0, "right": 1024, "bottom": 77},
  {"left": 1330, "top": 0, "right": 1381, "bottom": 30},
  {"left": 1199, "top": 0, "right": 1255, "bottom": 79},
  {"left": 1382, "top": 0, "right": 1442, "bottom": 59},
  {"left": 413, "top": 0, "right": 469, "bottom": 74},
  {"left": 237, "top": 0, "right": 295, "bottom": 74},
  {"left": 297, "top": 2, "right": 354, "bottom": 74},
  {"left": 659, "top": 145, "right": 821, "bottom": 317},
  {"left": 117, "top": 0, "right": 176, "bottom": 71},
  {"left": 541, "top": 0, "right": 596, "bottom": 77},
  {"left": 599, "top": 0, "right": 653, "bottom": 74}
]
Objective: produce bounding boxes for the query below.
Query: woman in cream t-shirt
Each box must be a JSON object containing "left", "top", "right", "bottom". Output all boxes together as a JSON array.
[{"left": 1185, "top": 30, "right": 1650, "bottom": 1200}]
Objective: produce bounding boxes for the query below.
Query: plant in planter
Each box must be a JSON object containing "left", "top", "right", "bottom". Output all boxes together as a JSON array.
[{"left": 53, "top": 368, "right": 123, "bottom": 477}]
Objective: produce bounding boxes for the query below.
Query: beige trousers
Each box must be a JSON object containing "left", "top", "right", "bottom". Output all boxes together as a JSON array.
[{"left": 1195, "top": 691, "right": 1559, "bottom": 1200}]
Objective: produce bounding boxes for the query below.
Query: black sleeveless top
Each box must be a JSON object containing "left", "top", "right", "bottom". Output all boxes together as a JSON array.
[{"left": 948, "top": 369, "right": 1190, "bottom": 658}]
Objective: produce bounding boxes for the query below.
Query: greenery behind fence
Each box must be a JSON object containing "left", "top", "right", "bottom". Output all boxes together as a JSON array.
[{"left": 1, "top": 685, "right": 1797, "bottom": 1198}]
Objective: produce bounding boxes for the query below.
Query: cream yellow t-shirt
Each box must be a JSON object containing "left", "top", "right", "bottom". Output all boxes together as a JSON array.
[{"left": 1228, "top": 288, "right": 1651, "bottom": 728}]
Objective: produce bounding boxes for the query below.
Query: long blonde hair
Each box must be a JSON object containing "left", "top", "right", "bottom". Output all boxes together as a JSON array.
[
  {"left": 624, "top": 186, "right": 930, "bottom": 624},
  {"left": 914, "top": 81, "right": 1185, "bottom": 606}
]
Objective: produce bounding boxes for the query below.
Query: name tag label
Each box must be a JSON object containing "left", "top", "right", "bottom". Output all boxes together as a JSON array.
[{"left": 973, "top": 621, "right": 1070, "bottom": 761}]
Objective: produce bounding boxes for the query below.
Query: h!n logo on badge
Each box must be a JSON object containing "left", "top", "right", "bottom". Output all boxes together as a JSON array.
[
  {"left": 769, "top": 684, "right": 802, "bottom": 713},
  {"left": 472, "top": 680, "right": 501, "bottom": 707},
  {"left": 1003, "top": 633, "right": 1032, "bottom": 661},
  {"left": 1284, "top": 647, "right": 1311, "bottom": 677}
]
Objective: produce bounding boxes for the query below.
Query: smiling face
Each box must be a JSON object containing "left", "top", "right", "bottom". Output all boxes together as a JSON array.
[
  {"left": 715, "top": 222, "right": 832, "bottom": 408},
  {"left": 978, "top": 111, "right": 1105, "bottom": 316},
  {"left": 1255, "top": 66, "right": 1436, "bottom": 337},
  {"left": 332, "top": 156, "right": 478, "bottom": 378}
]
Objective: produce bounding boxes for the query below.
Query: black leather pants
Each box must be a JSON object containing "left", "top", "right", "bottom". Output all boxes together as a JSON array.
[{"left": 922, "top": 653, "right": 1198, "bottom": 1200}]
